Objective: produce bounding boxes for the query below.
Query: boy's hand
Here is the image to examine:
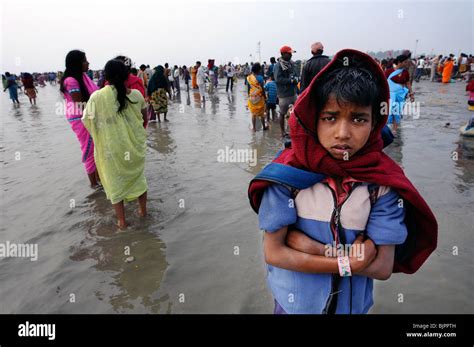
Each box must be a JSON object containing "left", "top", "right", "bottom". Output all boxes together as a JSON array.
[{"left": 349, "top": 237, "right": 377, "bottom": 273}]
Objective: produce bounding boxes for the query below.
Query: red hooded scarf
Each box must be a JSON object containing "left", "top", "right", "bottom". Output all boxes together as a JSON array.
[{"left": 248, "top": 49, "right": 437, "bottom": 274}]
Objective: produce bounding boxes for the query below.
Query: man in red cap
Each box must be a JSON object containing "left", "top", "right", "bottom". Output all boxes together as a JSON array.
[
  {"left": 300, "top": 42, "right": 330, "bottom": 92},
  {"left": 274, "top": 45, "right": 298, "bottom": 137}
]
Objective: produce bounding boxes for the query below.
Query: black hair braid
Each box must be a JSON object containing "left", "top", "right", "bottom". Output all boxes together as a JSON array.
[{"left": 104, "top": 59, "right": 136, "bottom": 113}]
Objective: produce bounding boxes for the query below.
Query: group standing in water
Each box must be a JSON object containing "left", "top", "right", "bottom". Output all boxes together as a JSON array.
[
  {"left": 4, "top": 45, "right": 471, "bottom": 230},
  {"left": 60, "top": 50, "right": 147, "bottom": 229},
  {"left": 56, "top": 51, "right": 245, "bottom": 228}
]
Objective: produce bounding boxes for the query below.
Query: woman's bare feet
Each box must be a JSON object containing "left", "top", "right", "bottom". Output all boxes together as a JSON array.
[
  {"left": 137, "top": 192, "right": 147, "bottom": 217},
  {"left": 117, "top": 220, "right": 129, "bottom": 229}
]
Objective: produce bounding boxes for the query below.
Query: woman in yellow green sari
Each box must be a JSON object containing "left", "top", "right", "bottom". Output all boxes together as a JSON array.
[
  {"left": 83, "top": 59, "right": 148, "bottom": 229},
  {"left": 247, "top": 63, "right": 267, "bottom": 132}
]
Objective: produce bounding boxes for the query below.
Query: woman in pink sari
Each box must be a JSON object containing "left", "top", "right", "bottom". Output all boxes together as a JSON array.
[{"left": 60, "top": 50, "right": 100, "bottom": 187}]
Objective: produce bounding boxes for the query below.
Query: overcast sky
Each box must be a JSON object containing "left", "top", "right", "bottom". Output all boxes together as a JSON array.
[{"left": 1, "top": 0, "right": 472, "bottom": 73}]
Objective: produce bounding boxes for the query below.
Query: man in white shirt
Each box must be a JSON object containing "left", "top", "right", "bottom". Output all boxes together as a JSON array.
[
  {"left": 173, "top": 66, "right": 180, "bottom": 93},
  {"left": 414, "top": 55, "right": 425, "bottom": 82},
  {"left": 196, "top": 61, "right": 207, "bottom": 102},
  {"left": 225, "top": 62, "right": 235, "bottom": 92}
]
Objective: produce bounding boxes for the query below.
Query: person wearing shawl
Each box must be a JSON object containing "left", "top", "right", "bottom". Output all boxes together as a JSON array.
[
  {"left": 83, "top": 59, "right": 148, "bottom": 229},
  {"left": 147, "top": 65, "right": 171, "bottom": 122},
  {"left": 60, "top": 50, "right": 99, "bottom": 188},
  {"left": 248, "top": 49, "right": 437, "bottom": 314},
  {"left": 246, "top": 63, "right": 267, "bottom": 132},
  {"left": 441, "top": 56, "right": 454, "bottom": 83}
]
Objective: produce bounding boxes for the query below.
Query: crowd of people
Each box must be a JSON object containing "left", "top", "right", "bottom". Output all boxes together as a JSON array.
[
  {"left": 3, "top": 44, "right": 473, "bottom": 228},
  {"left": 4, "top": 41, "right": 474, "bottom": 316}
]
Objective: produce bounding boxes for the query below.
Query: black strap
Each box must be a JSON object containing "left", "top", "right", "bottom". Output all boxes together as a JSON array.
[{"left": 326, "top": 275, "right": 341, "bottom": 314}]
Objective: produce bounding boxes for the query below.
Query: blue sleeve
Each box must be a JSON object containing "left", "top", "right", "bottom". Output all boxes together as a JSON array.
[
  {"left": 258, "top": 184, "right": 297, "bottom": 232},
  {"left": 366, "top": 189, "right": 408, "bottom": 245}
]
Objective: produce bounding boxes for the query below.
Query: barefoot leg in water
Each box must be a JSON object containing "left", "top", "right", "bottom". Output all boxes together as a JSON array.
[
  {"left": 251, "top": 115, "right": 257, "bottom": 132},
  {"left": 392, "top": 122, "right": 398, "bottom": 136},
  {"left": 113, "top": 201, "right": 127, "bottom": 229},
  {"left": 138, "top": 191, "right": 147, "bottom": 217},
  {"left": 88, "top": 170, "right": 98, "bottom": 188}
]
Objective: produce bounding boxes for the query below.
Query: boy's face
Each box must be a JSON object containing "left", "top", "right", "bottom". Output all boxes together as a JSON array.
[{"left": 317, "top": 94, "right": 373, "bottom": 160}]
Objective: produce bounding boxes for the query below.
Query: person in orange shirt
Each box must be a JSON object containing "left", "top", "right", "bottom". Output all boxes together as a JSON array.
[{"left": 441, "top": 56, "right": 454, "bottom": 83}]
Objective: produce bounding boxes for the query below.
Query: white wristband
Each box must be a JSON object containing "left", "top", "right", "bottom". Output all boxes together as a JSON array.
[{"left": 337, "top": 256, "right": 352, "bottom": 277}]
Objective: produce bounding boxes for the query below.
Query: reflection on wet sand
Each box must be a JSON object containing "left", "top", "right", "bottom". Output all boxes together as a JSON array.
[{"left": 69, "top": 189, "right": 170, "bottom": 313}]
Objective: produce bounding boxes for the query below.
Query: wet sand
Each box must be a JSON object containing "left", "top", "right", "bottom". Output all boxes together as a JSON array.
[{"left": 1, "top": 78, "right": 473, "bottom": 313}]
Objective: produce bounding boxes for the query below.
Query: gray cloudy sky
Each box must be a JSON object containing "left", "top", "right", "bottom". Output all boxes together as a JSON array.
[{"left": 1, "top": 0, "right": 472, "bottom": 73}]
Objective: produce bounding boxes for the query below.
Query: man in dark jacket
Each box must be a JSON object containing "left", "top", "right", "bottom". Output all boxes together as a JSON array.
[
  {"left": 300, "top": 42, "right": 330, "bottom": 92},
  {"left": 274, "top": 45, "right": 298, "bottom": 137}
]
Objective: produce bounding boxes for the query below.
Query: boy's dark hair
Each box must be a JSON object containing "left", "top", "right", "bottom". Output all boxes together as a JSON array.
[{"left": 314, "top": 66, "right": 381, "bottom": 127}]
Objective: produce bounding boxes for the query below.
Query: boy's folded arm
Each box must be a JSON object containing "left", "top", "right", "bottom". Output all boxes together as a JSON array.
[
  {"left": 285, "top": 230, "right": 395, "bottom": 279},
  {"left": 285, "top": 229, "right": 327, "bottom": 256},
  {"left": 260, "top": 185, "right": 373, "bottom": 274},
  {"left": 264, "top": 227, "right": 340, "bottom": 274},
  {"left": 358, "top": 188, "right": 408, "bottom": 280},
  {"left": 355, "top": 244, "right": 395, "bottom": 280}
]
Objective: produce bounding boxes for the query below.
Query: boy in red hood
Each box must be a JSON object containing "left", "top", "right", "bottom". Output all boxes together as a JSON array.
[{"left": 248, "top": 49, "right": 437, "bottom": 314}]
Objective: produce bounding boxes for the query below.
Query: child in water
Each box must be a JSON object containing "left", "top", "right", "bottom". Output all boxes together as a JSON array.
[
  {"left": 83, "top": 59, "right": 148, "bottom": 229},
  {"left": 248, "top": 49, "right": 438, "bottom": 314}
]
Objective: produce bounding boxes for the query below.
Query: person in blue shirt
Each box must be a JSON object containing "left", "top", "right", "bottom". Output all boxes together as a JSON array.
[{"left": 264, "top": 75, "right": 278, "bottom": 122}]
